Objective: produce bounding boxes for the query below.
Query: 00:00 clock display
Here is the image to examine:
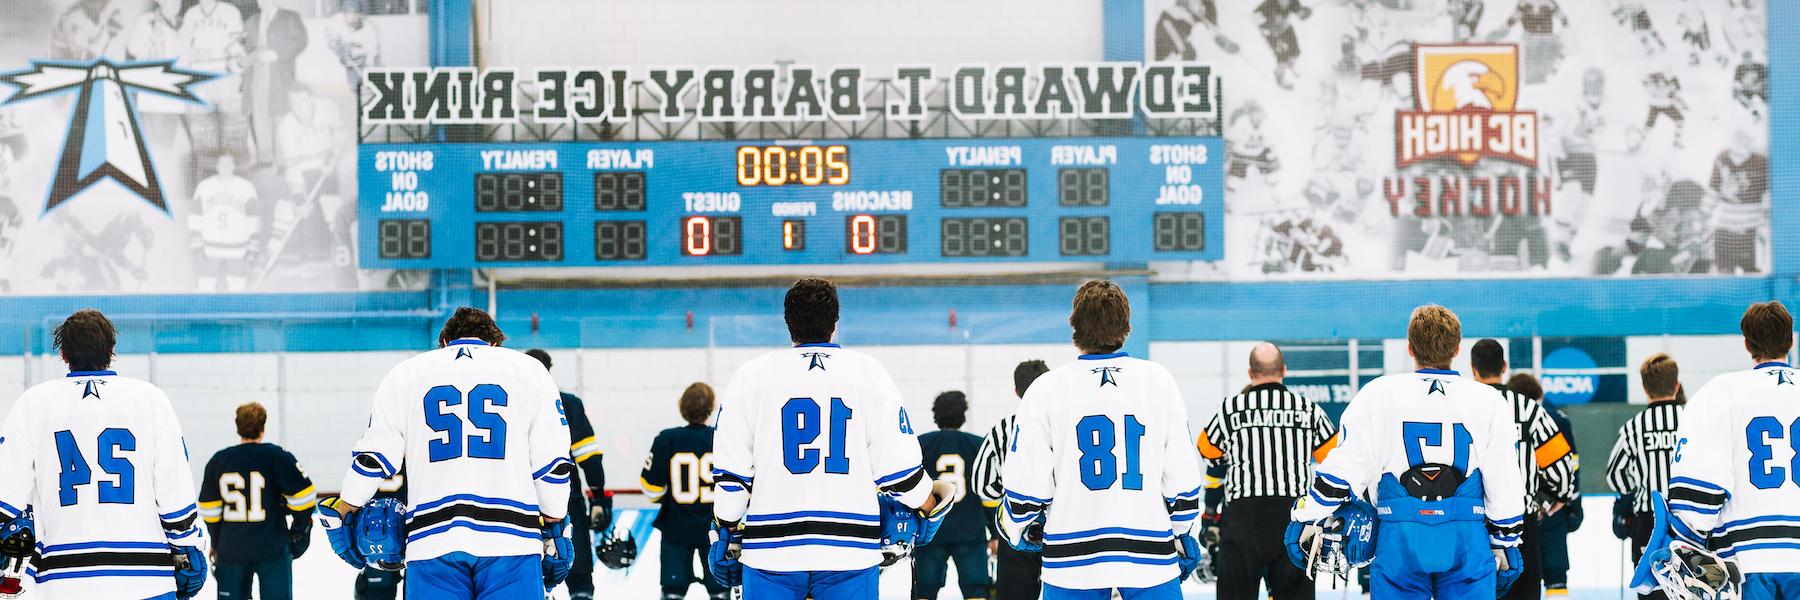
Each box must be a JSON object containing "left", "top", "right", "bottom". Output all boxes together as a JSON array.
[{"left": 737, "top": 145, "right": 850, "bottom": 186}]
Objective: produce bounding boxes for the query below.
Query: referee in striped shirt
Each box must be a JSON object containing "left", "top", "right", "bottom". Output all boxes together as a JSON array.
[
  {"left": 973, "top": 359, "right": 1051, "bottom": 600},
  {"left": 1472, "top": 339, "right": 1577, "bottom": 600},
  {"left": 1195, "top": 343, "right": 1337, "bottom": 600},
  {"left": 1606, "top": 353, "right": 1684, "bottom": 600}
]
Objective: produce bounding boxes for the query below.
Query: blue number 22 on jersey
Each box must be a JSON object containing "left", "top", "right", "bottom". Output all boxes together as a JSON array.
[{"left": 425, "top": 384, "right": 509, "bottom": 462}]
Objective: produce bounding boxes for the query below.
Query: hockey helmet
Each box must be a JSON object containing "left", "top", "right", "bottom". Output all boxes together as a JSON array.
[
  {"left": 1291, "top": 497, "right": 1378, "bottom": 582},
  {"left": 355, "top": 498, "right": 407, "bottom": 571},
  {"left": 1648, "top": 541, "right": 1744, "bottom": 600},
  {"left": 596, "top": 531, "right": 637, "bottom": 570}
]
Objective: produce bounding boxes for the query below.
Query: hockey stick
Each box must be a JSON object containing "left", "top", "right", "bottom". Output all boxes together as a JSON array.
[{"left": 1619, "top": 536, "right": 1627, "bottom": 600}]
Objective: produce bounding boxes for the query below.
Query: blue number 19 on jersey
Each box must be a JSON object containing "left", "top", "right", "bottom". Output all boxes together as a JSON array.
[
  {"left": 782, "top": 397, "right": 852, "bottom": 474},
  {"left": 425, "top": 384, "right": 510, "bottom": 462},
  {"left": 1076, "top": 415, "right": 1146, "bottom": 491}
]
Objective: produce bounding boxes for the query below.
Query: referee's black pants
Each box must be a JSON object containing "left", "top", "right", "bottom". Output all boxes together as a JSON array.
[
  {"left": 1217, "top": 496, "right": 1313, "bottom": 600},
  {"left": 1500, "top": 513, "right": 1543, "bottom": 600},
  {"left": 993, "top": 540, "right": 1042, "bottom": 600},
  {"left": 1629, "top": 512, "right": 1669, "bottom": 600}
]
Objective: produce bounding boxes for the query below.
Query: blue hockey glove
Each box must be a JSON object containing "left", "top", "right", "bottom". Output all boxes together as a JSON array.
[
  {"left": 915, "top": 477, "right": 961, "bottom": 548},
  {"left": 878, "top": 496, "right": 922, "bottom": 567},
  {"left": 709, "top": 520, "right": 743, "bottom": 588},
  {"left": 1495, "top": 545, "right": 1524, "bottom": 594},
  {"left": 316, "top": 497, "right": 366, "bottom": 569},
  {"left": 541, "top": 518, "right": 575, "bottom": 589},
  {"left": 1175, "top": 532, "right": 1207, "bottom": 581},
  {"left": 356, "top": 498, "right": 407, "bottom": 571},
  {"left": 170, "top": 544, "right": 207, "bottom": 599},
  {"left": 1283, "top": 519, "right": 1314, "bottom": 571},
  {"left": 1612, "top": 494, "right": 1634, "bottom": 540}
]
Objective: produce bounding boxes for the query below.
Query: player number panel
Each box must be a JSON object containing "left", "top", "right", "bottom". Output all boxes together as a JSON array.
[
  {"left": 475, "top": 222, "right": 563, "bottom": 262},
  {"left": 941, "top": 217, "right": 1028, "bottom": 258},
  {"left": 594, "top": 221, "right": 647, "bottom": 261},
  {"left": 1059, "top": 217, "right": 1110, "bottom": 256}
]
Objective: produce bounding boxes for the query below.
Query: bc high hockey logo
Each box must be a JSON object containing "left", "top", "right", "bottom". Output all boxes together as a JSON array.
[
  {"left": 0, "top": 59, "right": 213, "bottom": 215},
  {"left": 1396, "top": 45, "right": 1537, "bottom": 167}
]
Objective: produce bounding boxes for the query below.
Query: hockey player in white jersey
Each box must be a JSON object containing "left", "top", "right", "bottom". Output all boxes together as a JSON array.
[
  {"left": 708, "top": 278, "right": 959, "bottom": 599},
  {"left": 1289, "top": 305, "right": 1527, "bottom": 599},
  {"left": 998, "top": 280, "right": 1209, "bottom": 600},
  {"left": 0, "top": 309, "right": 209, "bottom": 599},
  {"left": 188, "top": 154, "right": 260, "bottom": 291},
  {"left": 1631, "top": 301, "right": 1800, "bottom": 599},
  {"left": 317, "top": 307, "right": 577, "bottom": 600}
]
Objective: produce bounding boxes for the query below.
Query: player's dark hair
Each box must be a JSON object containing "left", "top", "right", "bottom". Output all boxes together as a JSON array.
[
  {"left": 784, "top": 278, "right": 839, "bottom": 344},
  {"left": 1407, "top": 305, "right": 1461, "bottom": 369},
  {"left": 1470, "top": 338, "right": 1506, "bottom": 378},
  {"left": 55, "top": 308, "right": 116, "bottom": 372},
  {"left": 1070, "top": 280, "right": 1130, "bottom": 354},
  {"left": 1640, "top": 353, "right": 1680, "bottom": 400},
  {"left": 439, "top": 306, "right": 505, "bottom": 347},
  {"left": 1741, "top": 301, "right": 1794, "bottom": 362},
  {"left": 679, "top": 382, "right": 715, "bottom": 425},
  {"left": 932, "top": 391, "right": 968, "bottom": 429},
  {"left": 236, "top": 402, "right": 268, "bottom": 440},
  {"left": 525, "top": 348, "right": 553, "bottom": 370},
  {"left": 1013, "top": 360, "right": 1050, "bottom": 397},
  {"left": 1505, "top": 373, "right": 1544, "bottom": 401}
]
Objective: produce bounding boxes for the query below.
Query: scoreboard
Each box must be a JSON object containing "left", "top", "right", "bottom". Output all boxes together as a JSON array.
[{"left": 358, "top": 137, "right": 1224, "bottom": 268}]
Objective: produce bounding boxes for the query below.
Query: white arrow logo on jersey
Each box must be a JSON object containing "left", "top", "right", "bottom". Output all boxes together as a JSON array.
[{"left": 0, "top": 59, "right": 214, "bottom": 214}]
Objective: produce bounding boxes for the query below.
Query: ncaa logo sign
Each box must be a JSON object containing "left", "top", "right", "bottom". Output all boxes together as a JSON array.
[{"left": 1541, "top": 347, "right": 1599, "bottom": 405}]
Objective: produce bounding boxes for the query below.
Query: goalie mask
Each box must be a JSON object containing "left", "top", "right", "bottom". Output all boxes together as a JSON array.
[{"left": 1648, "top": 541, "right": 1743, "bottom": 600}]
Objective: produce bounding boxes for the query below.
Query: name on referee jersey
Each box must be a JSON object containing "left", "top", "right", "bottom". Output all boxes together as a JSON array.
[
  {"left": 1643, "top": 431, "right": 1679, "bottom": 451},
  {"left": 1228, "top": 409, "right": 1310, "bottom": 429}
]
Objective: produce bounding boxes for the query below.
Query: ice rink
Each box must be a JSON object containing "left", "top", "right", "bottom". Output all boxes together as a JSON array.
[{"left": 163, "top": 495, "right": 1634, "bottom": 600}]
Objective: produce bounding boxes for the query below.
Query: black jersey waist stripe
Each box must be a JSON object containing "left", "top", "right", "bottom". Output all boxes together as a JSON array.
[
  {"left": 38, "top": 551, "right": 174, "bottom": 571},
  {"left": 1167, "top": 497, "right": 1200, "bottom": 512},
  {"left": 742, "top": 520, "right": 882, "bottom": 540},
  {"left": 406, "top": 503, "right": 541, "bottom": 533},
  {"left": 1709, "top": 525, "right": 1800, "bottom": 550},
  {"left": 1042, "top": 537, "right": 1176, "bottom": 559}
]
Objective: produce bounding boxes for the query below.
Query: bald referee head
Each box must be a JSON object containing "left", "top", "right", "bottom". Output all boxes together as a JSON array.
[{"left": 1247, "top": 342, "right": 1285, "bottom": 385}]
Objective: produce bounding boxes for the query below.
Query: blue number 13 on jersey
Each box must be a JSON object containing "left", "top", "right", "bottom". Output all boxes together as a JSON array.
[{"left": 1403, "top": 421, "right": 1472, "bottom": 472}]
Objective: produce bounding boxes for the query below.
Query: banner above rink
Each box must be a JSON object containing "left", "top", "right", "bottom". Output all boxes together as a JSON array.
[
  {"left": 1149, "top": 0, "right": 1769, "bottom": 279},
  {"left": 359, "top": 63, "right": 1222, "bottom": 126}
]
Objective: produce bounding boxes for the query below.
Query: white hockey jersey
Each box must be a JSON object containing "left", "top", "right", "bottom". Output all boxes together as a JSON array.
[
  {"left": 337, "top": 339, "right": 571, "bottom": 562},
  {"left": 999, "top": 353, "right": 1204, "bottom": 590},
  {"left": 1666, "top": 361, "right": 1800, "bottom": 574},
  {"left": 0, "top": 371, "right": 206, "bottom": 600},
  {"left": 178, "top": 1, "right": 243, "bottom": 72},
  {"left": 1293, "top": 370, "right": 1526, "bottom": 547},
  {"left": 711, "top": 343, "right": 931, "bottom": 573},
  {"left": 189, "top": 174, "right": 258, "bottom": 259}
]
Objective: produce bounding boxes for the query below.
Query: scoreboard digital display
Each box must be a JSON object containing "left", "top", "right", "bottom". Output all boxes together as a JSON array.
[{"left": 360, "top": 137, "right": 1223, "bottom": 268}]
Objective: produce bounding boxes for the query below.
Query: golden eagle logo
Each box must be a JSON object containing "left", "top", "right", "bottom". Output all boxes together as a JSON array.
[{"left": 1397, "top": 44, "right": 1537, "bottom": 166}]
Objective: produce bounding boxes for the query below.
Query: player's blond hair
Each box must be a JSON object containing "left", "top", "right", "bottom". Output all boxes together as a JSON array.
[{"left": 1407, "top": 305, "right": 1461, "bottom": 370}]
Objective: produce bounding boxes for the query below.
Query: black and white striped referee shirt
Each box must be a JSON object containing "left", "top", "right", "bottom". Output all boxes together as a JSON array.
[
  {"left": 972, "top": 414, "right": 1016, "bottom": 510},
  {"left": 1196, "top": 383, "right": 1338, "bottom": 502},
  {"left": 1605, "top": 400, "right": 1685, "bottom": 514},
  {"left": 1497, "top": 384, "right": 1578, "bottom": 508}
]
